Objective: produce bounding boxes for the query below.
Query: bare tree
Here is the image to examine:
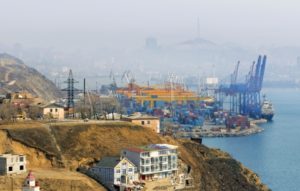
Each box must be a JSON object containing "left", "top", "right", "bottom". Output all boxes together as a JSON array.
[{"left": 0, "top": 103, "right": 18, "bottom": 121}]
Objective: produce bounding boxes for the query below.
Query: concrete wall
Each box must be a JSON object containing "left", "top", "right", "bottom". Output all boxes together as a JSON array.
[{"left": 0, "top": 154, "right": 26, "bottom": 175}]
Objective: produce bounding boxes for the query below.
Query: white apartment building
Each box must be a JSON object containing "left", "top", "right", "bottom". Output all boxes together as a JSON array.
[
  {"left": 121, "top": 144, "right": 178, "bottom": 180},
  {"left": 0, "top": 154, "right": 26, "bottom": 175}
]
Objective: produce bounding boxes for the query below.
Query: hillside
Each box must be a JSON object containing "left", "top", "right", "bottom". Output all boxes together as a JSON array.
[
  {"left": 0, "top": 121, "right": 269, "bottom": 191},
  {"left": 0, "top": 53, "right": 62, "bottom": 101}
]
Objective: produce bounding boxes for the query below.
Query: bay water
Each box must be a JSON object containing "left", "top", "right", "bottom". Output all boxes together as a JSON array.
[{"left": 204, "top": 88, "right": 300, "bottom": 191}]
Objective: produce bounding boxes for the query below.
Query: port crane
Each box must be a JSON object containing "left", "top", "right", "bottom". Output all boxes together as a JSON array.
[{"left": 217, "top": 55, "right": 267, "bottom": 118}]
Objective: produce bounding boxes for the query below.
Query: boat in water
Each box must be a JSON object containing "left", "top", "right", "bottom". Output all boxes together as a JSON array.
[{"left": 261, "top": 96, "right": 274, "bottom": 121}]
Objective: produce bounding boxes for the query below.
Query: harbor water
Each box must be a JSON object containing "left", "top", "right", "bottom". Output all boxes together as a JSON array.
[{"left": 204, "top": 88, "right": 300, "bottom": 191}]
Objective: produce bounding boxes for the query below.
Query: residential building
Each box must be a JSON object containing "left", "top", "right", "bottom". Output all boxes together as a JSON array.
[
  {"left": 42, "top": 103, "right": 65, "bottom": 120},
  {"left": 90, "top": 157, "right": 138, "bottom": 188},
  {"left": 122, "top": 113, "right": 160, "bottom": 133},
  {"left": 121, "top": 144, "right": 178, "bottom": 180},
  {"left": 0, "top": 154, "right": 26, "bottom": 175},
  {"left": 22, "top": 171, "right": 40, "bottom": 191}
]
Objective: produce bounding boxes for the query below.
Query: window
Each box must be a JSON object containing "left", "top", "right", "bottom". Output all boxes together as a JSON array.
[
  {"left": 8, "top": 167, "right": 13, "bottom": 172},
  {"left": 116, "top": 169, "right": 120, "bottom": 173},
  {"left": 141, "top": 121, "right": 145, "bottom": 125},
  {"left": 19, "top": 156, "right": 24, "bottom": 162},
  {"left": 159, "top": 150, "right": 167, "bottom": 155},
  {"left": 20, "top": 165, "right": 24, "bottom": 170},
  {"left": 128, "top": 168, "right": 133, "bottom": 172},
  {"left": 145, "top": 159, "right": 150, "bottom": 164},
  {"left": 55, "top": 108, "right": 58, "bottom": 112},
  {"left": 50, "top": 109, "right": 53, "bottom": 112},
  {"left": 141, "top": 152, "right": 150, "bottom": 157},
  {"left": 147, "top": 121, "right": 150, "bottom": 124}
]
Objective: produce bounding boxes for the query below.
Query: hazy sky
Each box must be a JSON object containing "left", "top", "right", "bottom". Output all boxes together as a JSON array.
[{"left": 0, "top": 0, "right": 299, "bottom": 49}]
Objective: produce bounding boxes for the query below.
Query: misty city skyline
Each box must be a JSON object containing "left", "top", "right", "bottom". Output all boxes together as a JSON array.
[
  {"left": 0, "top": 0, "right": 300, "bottom": 89},
  {"left": 1, "top": 0, "right": 300, "bottom": 49}
]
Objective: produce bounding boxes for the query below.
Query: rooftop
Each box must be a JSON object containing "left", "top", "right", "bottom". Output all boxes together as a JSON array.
[
  {"left": 41, "top": 103, "right": 64, "bottom": 108},
  {"left": 123, "top": 113, "right": 159, "bottom": 120},
  {"left": 125, "top": 144, "right": 177, "bottom": 153},
  {"left": 0, "top": 154, "right": 25, "bottom": 158},
  {"left": 95, "top": 157, "right": 120, "bottom": 168}
]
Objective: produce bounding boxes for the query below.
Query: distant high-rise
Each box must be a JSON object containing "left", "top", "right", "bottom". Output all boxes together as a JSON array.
[
  {"left": 197, "top": 17, "right": 200, "bottom": 38},
  {"left": 145, "top": 37, "right": 158, "bottom": 50},
  {"left": 297, "top": 56, "right": 300, "bottom": 68}
]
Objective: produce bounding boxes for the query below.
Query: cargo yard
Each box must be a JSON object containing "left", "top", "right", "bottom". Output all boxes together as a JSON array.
[{"left": 108, "top": 55, "right": 272, "bottom": 138}]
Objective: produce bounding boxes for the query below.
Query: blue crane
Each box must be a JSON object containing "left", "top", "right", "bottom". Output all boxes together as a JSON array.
[{"left": 217, "top": 55, "right": 267, "bottom": 118}]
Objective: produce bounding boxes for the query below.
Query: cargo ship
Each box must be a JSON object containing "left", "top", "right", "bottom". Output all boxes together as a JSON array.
[{"left": 261, "top": 97, "right": 274, "bottom": 121}]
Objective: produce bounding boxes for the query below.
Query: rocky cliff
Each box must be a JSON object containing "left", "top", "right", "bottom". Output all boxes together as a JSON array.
[{"left": 0, "top": 53, "right": 62, "bottom": 101}]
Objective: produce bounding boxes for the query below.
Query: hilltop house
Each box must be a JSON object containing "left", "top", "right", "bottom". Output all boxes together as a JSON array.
[
  {"left": 121, "top": 144, "right": 178, "bottom": 180},
  {"left": 22, "top": 171, "right": 40, "bottom": 191},
  {"left": 42, "top": 103, "right": 65, "bottom": 120},
  {"left": 0, "top": 154, "right": 26, "bottom": 175},
  {"left": 122, "top": 113, "right": 160, "bottom": 133},
  {"left": 90, "top": 157, "right": 139, "bottom": 188}
]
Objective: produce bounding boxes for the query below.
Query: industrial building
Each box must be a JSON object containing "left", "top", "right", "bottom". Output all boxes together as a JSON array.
[{"left": 117, "top": 82, "right": 213, "bottom": 109}]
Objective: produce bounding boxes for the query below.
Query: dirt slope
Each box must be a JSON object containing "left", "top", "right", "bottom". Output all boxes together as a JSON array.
[
  {"left": 0, "top": 121, "right": 269, "bottom": 191},
  {"left": 0, "top": 168, "right": 105, "bottom": 191}
]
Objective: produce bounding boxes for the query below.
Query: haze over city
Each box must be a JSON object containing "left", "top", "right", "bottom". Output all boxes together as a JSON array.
[{"left": 0, "top": 0, "right": 300, "bottom": 87}]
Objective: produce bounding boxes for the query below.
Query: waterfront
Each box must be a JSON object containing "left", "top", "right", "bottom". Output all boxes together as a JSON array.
[{"left": 204, "top": 88, "right": 300, "bottom": 191}]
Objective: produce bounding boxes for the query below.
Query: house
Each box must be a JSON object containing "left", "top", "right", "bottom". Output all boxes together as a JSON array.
[
  {"left": 122, "top": 113, "right": 160, "bottom": 133},
  {"left": 90, "top": 157, "right": 139, "bottom": 188},
  {"left": 0, "top": 154, "right": 26, "bottom": 175},
  {"left": 22, "top": 171, "right": 40, "bottom": 191},
  {"left": 42, "top": 103, "right": 65, "bottom": 120},
  {"left": 121, "top": 144, "right": 178, "bottom": 180}
]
